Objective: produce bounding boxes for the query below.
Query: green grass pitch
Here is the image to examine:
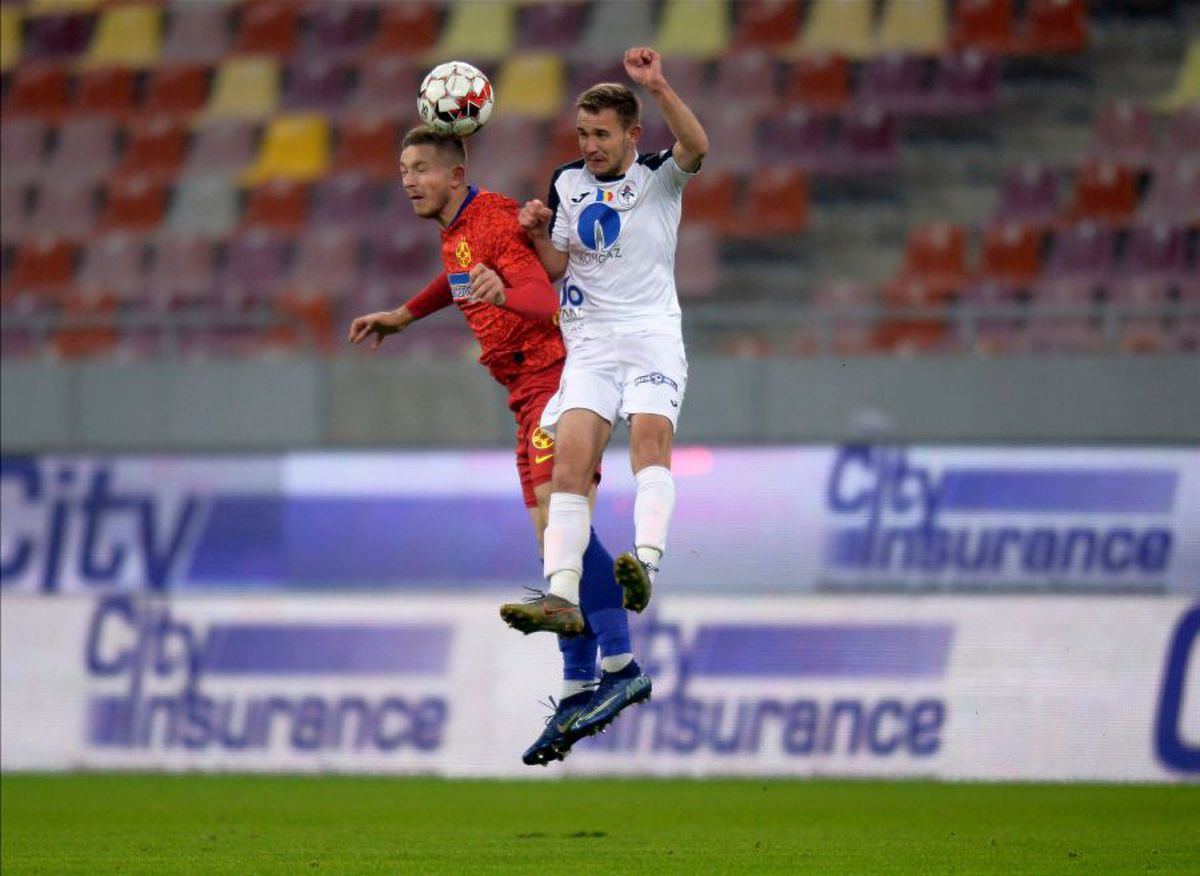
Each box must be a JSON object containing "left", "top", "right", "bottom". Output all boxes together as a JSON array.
[{"left": 2, "top": 774, "right": 1197, "bottom": 874}]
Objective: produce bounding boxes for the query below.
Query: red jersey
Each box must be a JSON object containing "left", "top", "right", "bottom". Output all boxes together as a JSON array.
[{"left": 440, "top": 188, "right": 564, "bottom": 385}]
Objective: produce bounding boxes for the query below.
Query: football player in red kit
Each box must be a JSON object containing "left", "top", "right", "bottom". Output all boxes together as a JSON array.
[{"left": 348, "top": 128, "right": 641, "bottom": 765}]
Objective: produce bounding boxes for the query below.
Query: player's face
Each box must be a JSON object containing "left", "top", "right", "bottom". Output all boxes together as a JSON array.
[
  {"left": 399, "top": 145, "right": 457, "bottom": 220},
  {"left": 577, "top": 109, "right": 640, "bottom": 178}
]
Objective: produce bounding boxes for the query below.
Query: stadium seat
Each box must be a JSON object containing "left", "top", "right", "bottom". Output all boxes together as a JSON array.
[
  {"left": 45, "top": 117, "right": 119, "bottom": 182},
  {"left": 1042, "top": 222, "right": 1116, "bottom": 287},
  {"left": 1139, "top": 160, "right": 1200, "bottom": 224},
  {"left": 857, "top": 53, "right": 927, "bottom": 115},
  {"left": 7, "top": 235, "right": 77, "bottom": 298},
  {"left": 1159, "top": 106, "right": 1200, "bottom": 167},
  {"left": 28, "top": 180, "right": 97, "bottom": 237},
  {"left": 232, "top": 0, "right": 297, "bottom": 56},
  {"left": 242, "top": 114, "right": 330, "bottom": 184},
  {"left": 241, "top": 178, "right": 310, "bottom": 232},
  {"left": 697, "top": 106, "right": 760, "bottom": 173},
  {"left": 951, "top": 0, "right": 1015, "bottom": 53},
  {"left": 22, "top": 11, "right": 94, "bottom": 61},
  {"left": 52, "top": 288, "right": 120, "bottom": 358},
  {"left": 290, "top": 229, "right": 359, "bottom": 296},
  {"left": 930, "top": 49, "right": 998, "bottom": 114},
  {"left": 99, "top": 175, "right": 167, "bottom": 232},
  {"left": 681, "top": 168, "right": 739, "bottom": 233},
  {"left": 0, "top": 120, "right": 48, "bottom": 185},
  {"left": 891, "top": 222, "right": 968, "bottom": 300},
  {"left": 352, "top": 56, "right": 417, "bottom": 114},
  {"left": 364, "top": 226, "right": 438, "bottom": 288},
  {"left": 464, "top": 115, "right": 546, "bottom": 198},
  {"left": 117, "top": 116, "right": 187, "bottom": 181},
  {"left": 757, "top": 105, "right": 834, "bottom": 172},
  {"left": 675, "top": 225, "right": 720, "bottom": 298},
  {"left": 803, "top": 0, "right": 876, "bottom": 60},
  {"left": 875, "top": 0, "right": 947, "bottom": 55},
  {"left": 1, "top": 182, "right": 31, "bottom": 243},
  {"left": 1, "top": 7, "right": 20, "bottom": 71},
  {"left": 733, "top": 0, "right": 801, "bottom": 50},
  {"left": 992, "top": 162, "right": 1060, "bottom": 227},
  {"left": 143, "top": 63, "right": 210, "bottom": 117},
  {"left": 979, "top": 222, "right": 1043, "bottom": 285},
  {"left": 1066, "top": 160, "right": 1137, "bottom": 224},
  {"left": 1121, "top": 222, "right": 1188, "bottom": 282},
  {"left": 369, "top": 2, "right": 440, "bottom": 57},
  {"left": 1021, "top": 0, "right": 1087, "bottom": 55},
  {"left": 517, "top": 2, "right": 587, "bottom": 51},
  {"left": 960, "top": 280, "right": 1026, "bottom": 356},
  {"left": 72, "top": 66, "right": 136, "bottom": 117},
  {"left": 300, "top": 3, "right": 374, "bottom": 59},
  {"left": 834, "top": 107, "right": 900, "bottom": 176},
  {"left": 713, "top": 50, "right": 779, "bottom": 117},
  {"left": 434, "top": 0, "right": 515, "bottom": 62},
  {"left": 165, "top": 176, "right": 238, "bottom": 237},
  {"left": 83, "top": 3, "right": 161, "bottom": 68},
  {"left": 783, "top": 52, "right": 850, "bottom": 111},
  {"left": 283, "top": 59, "right": 355, "bottom": 113},
  {"left": 219, "top": 229, "right": 290, "bottom": 303},
  {"left": 495, "top": 53, "right": 565, "bottom": 119},
  {"left": 657, "top": 0, "right": 730, "bottom": 59},
  {"left": 1087, "top": 101, "right": 1154, "bottom": 168},
  {"left": 1156, "top": 40, "right": 1200, "bottom": 112},
  {"left": 147, "top": 235, "right": 216, "bottom": 306},
  {"left": 331, "top": 115, "right": 401, "bottom": 181},
  {"left": 579, "top": 1, "right": 655, "bottom": 60},
  {"left": 308, "top": 174, "right": 379, "bottom": 232},
  {"left": 272, "top": 289, "right": 337, "bottom": 354},
  {"left": 76, "top": 231, "right": 145, "bottom": 299},
  {"left": 160, "top": 0, "right": 231, "bottom": 62},
  {"left": 800, "top": 280, "right": 879, "bottom": 356},
  {"left": 207, "top": 56, "right": 279, "bottom": 119},
  {"left": 1024, "top": 278, "right": 1105, "bottom": 352},
  {"left": 730, "top": 165, "right": 809, "bottom": 237},
  {"left": 186, "top": 119, "right": 257, "bottom": 176},
  {"left": 4, "top": 63, "right": 70, "bottom": 117}
]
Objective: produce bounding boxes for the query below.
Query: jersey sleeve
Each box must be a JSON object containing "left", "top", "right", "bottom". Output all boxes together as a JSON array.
[{"left": 639, "top": 148, "right": 698, "bottom": 197}]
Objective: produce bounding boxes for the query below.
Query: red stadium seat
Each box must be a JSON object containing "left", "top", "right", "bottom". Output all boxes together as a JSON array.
[
  {"left": 889, "top": 222, "right": 967, "bottom": 302},
  {"left": 733, "top": 0, "right": 801, "bottom": 50},
  {"left": 729, "top": 166, "right": 808, "bottom": 237},
  {"left": 241, "top": 178, "right": 310, "bottom": 232},
  {"left": 5, "top": 63, "right": 71, "bottom": 117},
  {"left": 681, "top": 169, "right": 739, "bottom": 233},
  {"left": 116, "top": 116, "right": 188, "bottom": 181},
  {"left": 6, "top": 236, "right": 77, "bottom": 301},
  {"left": 233, "top": 1, "right": 297, "bottom": 56},
  {"left": 100, "top": 176, "right": 168, "bottom": 232},
  {"left": 1067, "top": 160, "right": 1138, "bottom": 224},
  {"left": 370, "top": 2, "right": 441, "bottom": 56},
  {"left": 52, "top": 289, "right": 120, "bottom": 359},
  {"left": 1021, "top": 0, "right": 1087, "bottom": 55},
  {"left": 143, "top": 64, "right": 211, "bottom": 117},
  {"left": 72, "top": 66, "right": 137, "bottom": 117},
  {"left": 783, "top": 53, "right": 849, "bottom": 111},
  {"left": 951, "top": 0, "right": 1016, "bottom": 53},
  {"left": 331, "top": 116, "right": 402, "bottom": 181},
  {"left": 979, "top": 222, "right": 1043, "bottom": 285}
]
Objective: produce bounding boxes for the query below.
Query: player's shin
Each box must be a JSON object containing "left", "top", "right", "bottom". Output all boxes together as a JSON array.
[
  {"left": 633, "top": 465, "right": 675, "bottom": 580},
  {"left": 558, "top": 629, "right": 597, "bottom": 700},
  {"left": 543, "top": 492, "right": 591, "bottom": 604},
  {"left": 580, "top": 529, "right": 633, "bottom": 674}
]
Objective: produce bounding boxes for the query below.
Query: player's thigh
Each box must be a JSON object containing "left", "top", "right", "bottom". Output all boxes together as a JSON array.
[
  {"left": 552, "top": 407, "right": 611, "bottom": 493},
  {"left": 539, "top": 337, "right": 623, "bottom": 435}
]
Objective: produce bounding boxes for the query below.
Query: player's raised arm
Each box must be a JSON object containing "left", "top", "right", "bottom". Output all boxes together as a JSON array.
[
  {"left": 623, "top": 47, "right": 708, "bottom": 173},
  {"left": 518, "top": 199, "right": 569, "bottom": 281}
]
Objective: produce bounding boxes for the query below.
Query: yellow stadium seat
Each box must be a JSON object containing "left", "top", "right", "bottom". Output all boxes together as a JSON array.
[
  {"left": 208, "top": 56, "right": 279, "bottom": 120},
  {"left": 657, "top": 0, "right": 731, "bottom": 59},
  {"left": 27, "top": 0, "right": 100, "bottom": 11},
  {"left": 1, "top": 8, "right": 20, "bottom": 72},
  {"left": 432, "top": 0, "right": 515, "bottom": 62},
  {"left": 242, "top": 113, "right": 330, "bottom": 184},
  {"left": 876, "top": 0, "right": 946, "bottom": 55},
  {"left": 82, "top": 3, "right": 161, "bottom": 68},
  {"left": 1157, "top": 40, "right": 1200, "bottom": 112},
  {"left": 495, "top": 53, "right": 564, "bottom": 119},
  {"left": 803, "top": 0, "right": 875, "bottom": 59}
]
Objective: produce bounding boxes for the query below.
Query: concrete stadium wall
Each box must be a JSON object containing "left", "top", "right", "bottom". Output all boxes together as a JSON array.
[{"left": 3, "top": 354, "right": 1199, "bottom": 451}]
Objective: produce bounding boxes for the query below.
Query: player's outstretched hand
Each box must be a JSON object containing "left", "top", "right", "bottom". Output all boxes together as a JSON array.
[
  {"left": 469, "top": 263, "right": 506, "bottom": 306},
  {"left": 348, "top": 309, "right": 409, "bottom": 351},
  {"left": 518, "top": 199, "right": 553, "bottom": 239},
  {"left": 624, "top": 47, "right": 666, "bottom": 90}
]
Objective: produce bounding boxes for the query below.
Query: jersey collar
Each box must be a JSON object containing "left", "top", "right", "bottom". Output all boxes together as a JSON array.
[{"left": 445, "top": 185, "right": 479, "bottom": 228}]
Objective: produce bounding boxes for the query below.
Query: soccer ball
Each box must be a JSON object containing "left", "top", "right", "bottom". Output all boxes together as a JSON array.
[{"left": 418, "top": 61, "right": 494, "bottom": 138}]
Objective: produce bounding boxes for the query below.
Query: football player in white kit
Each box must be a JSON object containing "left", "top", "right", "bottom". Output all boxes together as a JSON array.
[{"left": 504, "top": 46, "right": 708, "bottom": 693}]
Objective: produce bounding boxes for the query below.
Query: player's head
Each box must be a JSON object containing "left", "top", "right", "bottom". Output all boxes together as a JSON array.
[
  {"left": 399, "top": 127, "right": 469, "bottom": 224},
  {"left": 576, "top": 83, "right": 641, "bottom": 178}
]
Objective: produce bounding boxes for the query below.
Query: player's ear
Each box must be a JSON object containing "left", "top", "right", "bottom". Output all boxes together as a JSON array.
[
  {"left": 627, "top": 123, "right": 642, "bottom": 146},
  {"left": 450, "top": 163, "right": 467, "bottom": 186}
]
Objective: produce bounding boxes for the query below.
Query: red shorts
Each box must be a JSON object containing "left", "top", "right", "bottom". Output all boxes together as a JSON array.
[{"left": 508, "top": 362, "right": 599, "bottom": 508}]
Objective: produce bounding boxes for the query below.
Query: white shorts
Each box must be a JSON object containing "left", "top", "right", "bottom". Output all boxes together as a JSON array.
[{"left": 540, "top": 331, "right": 688, "bottom": 432}]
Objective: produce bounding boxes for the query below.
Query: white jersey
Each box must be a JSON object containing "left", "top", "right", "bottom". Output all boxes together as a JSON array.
[{"left": 548, "top": 149, "right": 696, "bottom": 340}]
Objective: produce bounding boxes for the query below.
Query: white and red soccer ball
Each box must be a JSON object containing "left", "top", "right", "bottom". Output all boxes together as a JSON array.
[{"left": 418, "top": 61, "right": 494, "bottom": 138}]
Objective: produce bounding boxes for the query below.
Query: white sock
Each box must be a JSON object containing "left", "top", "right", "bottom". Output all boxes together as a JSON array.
[
  {"left": 600, "top": 653, "right": 633, "bottom": 674},
  {"left": 634, "top": 465, "right": 674, "bottom": 580},
  {"left": 543, "top": 492, "right": 590, "bottom": 604},
  {"left": 562, "top": 679, "right": 595, "bottom": 700}
]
